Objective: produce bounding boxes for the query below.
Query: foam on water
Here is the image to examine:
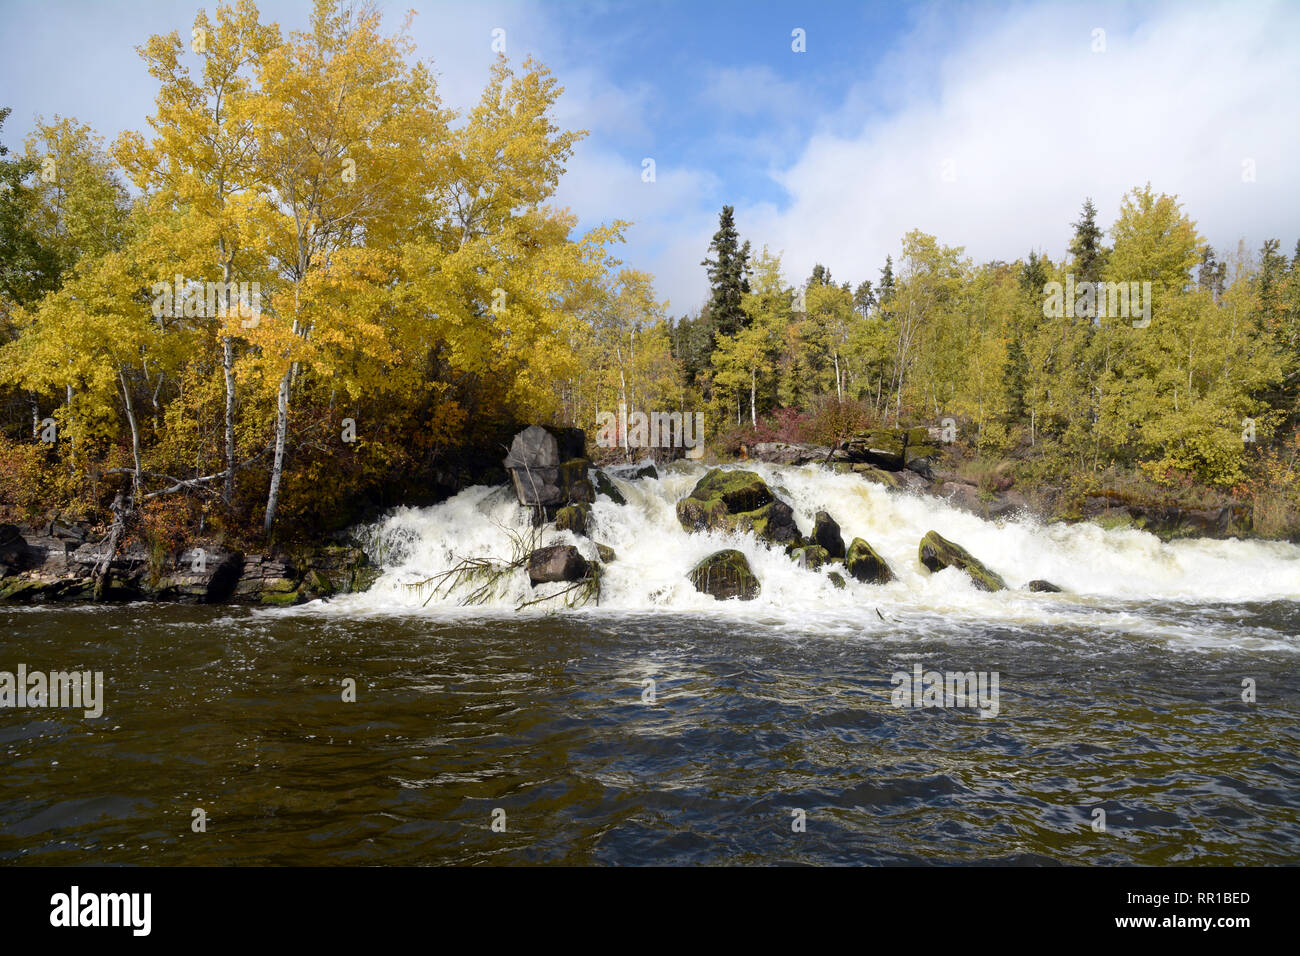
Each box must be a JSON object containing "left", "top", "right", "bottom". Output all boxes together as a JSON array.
[{"left": 319, "top": 462, "right": 1300, "bottom": 652}]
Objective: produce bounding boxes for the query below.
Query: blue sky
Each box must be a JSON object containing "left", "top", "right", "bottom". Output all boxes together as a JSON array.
[{"left": 2, "top": 0, "right": 1298, "bottom": 313}]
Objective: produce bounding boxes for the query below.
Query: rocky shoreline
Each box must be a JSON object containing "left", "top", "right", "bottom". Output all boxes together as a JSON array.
[
  {"left": 0, "top": 521, "right": 378, "bottom": 606},
  {"left": 0, "top": 424, "right": 1260, "bottom": 607}
]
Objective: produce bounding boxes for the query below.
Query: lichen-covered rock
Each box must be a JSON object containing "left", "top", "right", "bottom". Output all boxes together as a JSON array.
[
  {"left": 527, "top": 545, "right": 590, "bottom": 587},
  {"left": 688, "top": 549, "right": 760, "bottom": 601},
  {"left": 676, "top": 469, "right": 801, "bottom": 545},
  {"left": 917, "top": 531, "right": 1007, "bottom": 591},
  {"left": 812, "top": 511, "right": 846, "bottom": 558},
  {"left": 845, "top": 537, "right": 895, "bottom": 584}
]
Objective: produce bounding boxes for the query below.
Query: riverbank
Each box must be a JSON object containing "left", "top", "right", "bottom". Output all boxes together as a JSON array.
[{"left": 0, "top": 423, "right": 1287, "bottom": 606}]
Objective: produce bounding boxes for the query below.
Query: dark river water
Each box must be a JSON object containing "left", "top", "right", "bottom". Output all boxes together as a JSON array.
[{"left": 2, "top": 600, "right": 1297, "bottom": 865}]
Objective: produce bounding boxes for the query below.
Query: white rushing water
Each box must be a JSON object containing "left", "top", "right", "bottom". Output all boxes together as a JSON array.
[{"left": 321, "top": 462, "right": 1300, "bottom": 651}]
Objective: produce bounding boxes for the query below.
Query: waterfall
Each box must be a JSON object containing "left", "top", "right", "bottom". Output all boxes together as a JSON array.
[{"left": 322, "top": 462, "right": 1300, "bottom": 649}]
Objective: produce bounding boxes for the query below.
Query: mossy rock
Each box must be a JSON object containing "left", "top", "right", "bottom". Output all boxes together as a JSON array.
[
  {"left": 853, "top": 465, "right": 902, "bottom": 489},
  {"left": 676, "top": 468, "right": 800, "bottom": 545},
  {"left": 351, "top": 566, "right": 382, "bottom": 593},
  {"left": 792, "top": 544, "right": 830, "bottom": 570},
  {"left": 0, "top": 577, "right": 46, "bottom": 601},
  {"left": 555, "top": 503, "right": 591, "bottom": 536},
  {"left": 262, "top": 576, "right": 299, "bottom": 594},
  {"left": 591, "top": 469, "right": 626, "bottom": 505},
  {"left": 827, "top": 571, "right": 846, "bottom": 590},
  {"left": 686, "top": 468, "right": 774, "bottom": 512},
  {"left": 261, "top": 588, "right": 305, "bottom": 606},
  {"left": 812, "top": 510, "right": 846, "bottom": 558},
  {"left": 301, "top": 569, "right": 336, "bottom": 598},
  {"left": 596, "top": 543, "right": 616, "bottom": 562},
  {"left": 721, "top": 500, "right": 800, "bottom": 545},
  {"left": 688, "top": 548, "right": 760, "bottom": 601},
  {"left": 558, "top": 458, "right": 595, "bottom": 504},
  {"left": 845, "top": 537, "right": 895, "bottom": 584},
  {"left": 917, "top": 530, "right": 1007, "bottom": 592}
]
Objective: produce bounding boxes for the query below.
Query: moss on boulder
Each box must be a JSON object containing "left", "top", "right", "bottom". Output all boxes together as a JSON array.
[
  {"left": 688, "top": 548, "right": 760, "bottom": 601},
  {"left": 676, "top": 468, "right": 801, "bottom": 545},
  {"left": 845, "top": 537, "right": 895, "bottom": 584},
  {"left": 917, "top": 530, "right": 1007, "bottom": 591}
]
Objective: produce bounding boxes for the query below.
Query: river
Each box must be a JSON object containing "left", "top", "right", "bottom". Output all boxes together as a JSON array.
[{"left": 3, "top": 463, "right": 1298, "bottom": 864}]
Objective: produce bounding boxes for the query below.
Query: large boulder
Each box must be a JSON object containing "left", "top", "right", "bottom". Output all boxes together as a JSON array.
[
  {"left": 147, "top": 546, "right": 244, "bottom": 603},
  {"left": 812, "top": 511, "right": 846, "bottom": 558},
  {"left": 527, "top": 545, "right": 590, "bottom": 587},
  {"left": 845, "top": 537, "right": 895, "bottom": 584},
  {"left": 750, "top": 442, "right": 831, "bottom": 465},
  {"left": 504, "top": 426, "right": 593, "bottom": 510},
  {"left": 839, "top": 427, "right": 940, "bottom": 471},
  {"left": 688, "top": 549, "right": 760, "bottom": 601},
  {"left": 917, "top": 531, "right": 1007, "bottom": 591},
  {"left": 676, "top": 469, "right": 801, "bottom": 545}
]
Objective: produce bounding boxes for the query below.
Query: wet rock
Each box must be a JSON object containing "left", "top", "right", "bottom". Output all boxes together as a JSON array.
[
  {"left": 792, "top": 544, "right": 830, "bottom": 570},
  {"left": 845, "top": 537, "right": 895, "bottom": 584},
  {"left": 827, "top": 571, "right": 846, "bottom": 590},
  {"left": 528, "top": 545, "right": 590, "bottom": 586},
  {"left": 1027, "top": 579, "right": 1063, "bottom": 593},
  {"left": 607, "top": 460, "right": 657, "bottom": 481},
  {"left": 812, "top": 511, "right": 846, "bottom": 558},
  {"left": 688, "top": 548, "right": 760, "bottom": 601},
  {"left": 591, "top": 469, "right": 627, "bottom": 505},
  {"left": 918, "top": 530, "right": 1007, "bottom": 592},
  {"left": 853, "top": 465, "right": 903, "bottom": 489},
  {"left": 596, "top": 543, "right": 616, "bottom": 562},
  {"left": 676, "top": 468, "right": 801, "bottom": 545},
  {"left": 555, "top": 504, "right": 591, "bottom": 536}
]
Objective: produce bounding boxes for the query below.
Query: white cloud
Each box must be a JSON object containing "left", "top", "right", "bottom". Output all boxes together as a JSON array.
[{"left": 741, "top": 0, "right": 1300, "bottom": 289}]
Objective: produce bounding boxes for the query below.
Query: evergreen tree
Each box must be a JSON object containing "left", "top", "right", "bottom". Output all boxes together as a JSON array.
[
  {"left": 853, "top": 279, "right": 874, "bottom": 318},
  {"left": 1069, "top": 198, "right": 1107, "bottom": 283},
  {"left": 878, "top": 254, "right": 895, "bottom": 304},
  {"left": 1019, "top": 250, "right": 1047, "bottom": 296},
  {"left": 700, "top": 205, "right": 751, "bottom": 341}
]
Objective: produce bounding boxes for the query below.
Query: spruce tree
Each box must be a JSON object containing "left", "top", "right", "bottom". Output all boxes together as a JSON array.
[
  {"left": 700, "top": 205, "right": 751, "bottom": 341},
  {"left": 1068, "top": 198, "right": 1107, "bottom": 283}
]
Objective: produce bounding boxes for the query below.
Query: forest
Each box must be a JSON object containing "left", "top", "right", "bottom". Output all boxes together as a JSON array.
[{"left": 2, "top": 0, "right": 1299, "bottom": 547}]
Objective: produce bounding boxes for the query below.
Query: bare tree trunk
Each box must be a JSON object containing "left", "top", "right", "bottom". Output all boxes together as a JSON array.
[
  {"left": 118, "top": 369, "right": 142, "bottom": 503},
  {"left": 750, "top": 368, "right": 756, "bottom": 427},
  {"left": 264, "top": 364, "right": 292, "bottom": 535},
  {"left": 223, "top": 335, "right": 236, "bottom": 503}
]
